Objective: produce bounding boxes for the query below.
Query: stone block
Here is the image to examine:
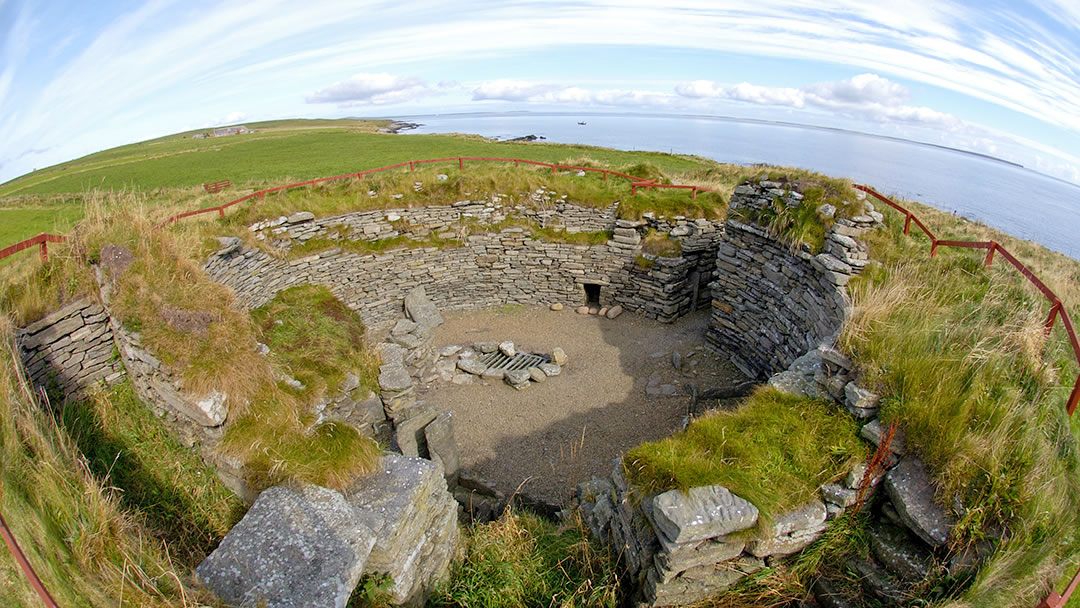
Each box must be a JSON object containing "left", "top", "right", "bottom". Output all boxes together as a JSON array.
[
  {"left": 196, "top": 485, "right": 376, "bottom": 608},
  {"left": 424, "top": 411, "right": 459, "bottom": 482},
  {"left": 394, "top": 404, "right": 439, "bottom": 458},
  {"left": 651, "top": 485, "right": 758, "bottom": 544},
  {"left": 884, "top": 457, "right": 956, "bottom": 548}
]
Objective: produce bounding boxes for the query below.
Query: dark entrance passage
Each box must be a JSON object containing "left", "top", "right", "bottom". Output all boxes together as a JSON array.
[{"left": 584, "top": 283, "right": 601, "bottom": 307}]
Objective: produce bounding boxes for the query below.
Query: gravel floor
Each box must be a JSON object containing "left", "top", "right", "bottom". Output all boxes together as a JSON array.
[{"left": 418, "top": 305, "right": 749, "bottom": 505}]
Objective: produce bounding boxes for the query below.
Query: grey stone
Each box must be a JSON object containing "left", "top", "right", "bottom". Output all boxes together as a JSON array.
[
  {"left": 504, "top": 369, "right": 531, "bottom": 388},
  {"left": 821, "top": 483, "right": 857, "bottom": 508},
  {"left": 287, "top": 211, "right": 315, "bottom": 224},
  {"left": 605, "top": 305, "right": 623, "bottom": 319},
  {"left": 884, "top": 457, "right": 956, "bottom": 547},
  {"left": 550, "top": 302, "right": 564, "bottom": 311},
  {"left": 868, "top": 525, "right": 932, "bottom": 582},
  {"left": 818, "top": 345, "right": 853, "bottom": 371},
  {"left": 345, "top": 455, "right": 460, "bottom": 604},
  {"left": 394, "top": 404, "right": 438, "bottom": 458},
  {"left": 342, "top": 372, "right": 361, "bottom": 395},
  {"left": 377, "top": 343, "right": 406, "bottom": 367},
  {"left": 538, "top": 363, "right": 561, "bottom": 377},
  {"left": 403, "top": 286, "right": 443, "bottom": 329},
  {"left": 747, "top": 499, "right": 827, "bottom": 557},
  {"left": 451, "top": 373, "right": 474, "bottom": 386},
  {"left": 196, "top": 485, "right": 376, "bottom": 608},
  {"left": 551, "top": 347, "right": 568, "bottom": 366},
  {"left": 651, "top": 485, "right": 759, "bottom": 544},
  {"left": 474, "top": 341, "right": 498, "bottom": 354},
  {"left": 481, "top": 368, "right": 505, "bottom": 381},
  {"left": 378, "top": 365, "right": 413, "bottom": 392},
  {"left": 845, "top": 382, "right": 880, "bottom": 410},
  {"left": 528, "top": 367, "right": 547, "bottom": 383},
  {"left": 424, "top": 411, "right": 459, "bottom": 482},
  {"left": 194, "top": 390, "right": 228, "bottom": 427},
  {"left": 392, "top": 319, "right": 419, "bottom": 336},
  {"left": 576, "top": 306, "right": 590, "bottom": 315},
  {"left": 457, "top": 358, "right": 487, "bottom": 376},
  {"left": 498, "top": 340, "right": 516, "bottom": 357},
  {"left": 817, "top": 203, "right": 837, "bottom": 218},
  {"left": 860, "top": 419, "right": 907, "bottom": 455}
]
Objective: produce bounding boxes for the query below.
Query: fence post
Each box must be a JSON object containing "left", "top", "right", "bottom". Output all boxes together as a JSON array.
[
  {"left": 409, "top": 161, "right": 415, "bottom": 172},
  {"left": 930, "top": 240, "right": 939, "bottom": 258},
  {"left": 984, "top": 241, "right": 997, "bottom": 266},
  {"left": 692, "top": 187, "right": 698, "bottom": 200},
  {"left": 631, "top": 185, "right": 637, "bottom": 196},
  {"left": 602, "top": 170, "right": 607, "bottom": 181},
  {"left": 1045, "top": 301, "right": 1061, "bottom": 333},
  {"left": 39, "top": 241, "right": 48, "bottom": 263},
  {"left": 551, "top": 166, "right": 556, "bottom": 175},
  {"left": 459, "top": 158, "right": 464, "bottom": 170},
  {"left": 514, "top": 160, "right": 519, "bottom": 168},
  {"left": 904, "top": 213, "right": 912, "bottom": 235},
  {"left": 218, "top": 207, "right": 225, "bottom": 218}
]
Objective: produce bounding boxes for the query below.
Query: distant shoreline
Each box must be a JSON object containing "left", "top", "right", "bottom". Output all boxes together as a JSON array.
[{"left": 395, "top": 110, "right": 1030, "bottom": 171}]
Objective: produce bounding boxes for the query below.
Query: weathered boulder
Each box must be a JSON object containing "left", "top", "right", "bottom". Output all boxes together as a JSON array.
[
  {"left": 650, "top": 485, "right": 758, "bottom": 544},
  {"left": 424, "top": 411, "right": 459, "bottom": 483},
  {"left": 403, "top": 286, "right": 443, "bottom": 329},
  {"left": 196, "top": 485, "right": 377, "bottom": 608},
  {"left": 746, "top": 499, "right": 827, "bottom": 558},
  {"left": 884, "top": 457, "right": 956, "bottom": 547},
  {"left": 345, "top": 455, "right": 461, "bottom": 605}
]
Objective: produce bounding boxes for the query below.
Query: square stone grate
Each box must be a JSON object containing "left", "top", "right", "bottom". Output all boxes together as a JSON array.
[{"left": 479, "top": 351, "right": 550, "bottom": 373}]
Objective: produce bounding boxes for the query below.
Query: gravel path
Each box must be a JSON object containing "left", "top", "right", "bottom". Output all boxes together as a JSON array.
[{"left": 419, "top": 306, "right": 749, "bottom": 505}]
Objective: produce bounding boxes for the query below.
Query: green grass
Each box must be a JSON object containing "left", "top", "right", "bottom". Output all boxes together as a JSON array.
[
  {"left": 640, "top": 230, "right": 683, "bottom": 257},
  {"left": 624, "top": 387, "right": 865, "bottom": 524},
  {"left": 251, "top": 284, "right": 379, "bottom": 397},
  {"left": 54, "top": 382, "right": 245, "bottom": 567},
  {"left": 430, "top": 510, "right": 619, "bottom": 608},
  {"left": 839, "top": 208, "right": 1080, "bottom": 607},
  {"left": 0, "top": 121, "right": 710, "bottom": 197},
  {"left": 0, "top": 205, "right": 84, "bottom": 244},
  {"left": 729, "top": 173, "right": 862, "bottom": 253},
  {"left": 0, "top": 318, "right": 214, "bottom": 608}
]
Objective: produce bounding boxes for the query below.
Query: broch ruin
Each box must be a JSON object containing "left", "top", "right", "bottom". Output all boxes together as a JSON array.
[{"left": 14, "top": 177, "right": 973, "bottom": 607}]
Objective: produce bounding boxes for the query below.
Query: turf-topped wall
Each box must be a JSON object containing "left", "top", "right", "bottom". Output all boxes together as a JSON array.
[{"left": 203, "top": 201, "right": 726, "bottom": 327}]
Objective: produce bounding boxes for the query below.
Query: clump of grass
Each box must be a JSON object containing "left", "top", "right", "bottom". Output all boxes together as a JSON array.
[
  {"left": 0, "top": 318, "right": 212, "bottom": 608},
  {"left": 221, "top": 385, "right": 381, "bottom": 491},
  {"left": 250, "top": 284, "right": 379, "bottom": 397},
  {"left": 55, "top": 381, "right": 245, "bottom": 567},
  {"left": 729, "top": 174, "right": 862, "bottom": 252},
  {"left": 640, "top": 230, "right": 683, "bottom": 257},
  {"left": 838, "top": 205, "right": 1080, "bottom": 606},
  {"left": 430, "top": 509, "right": 619, "bottom": 608},
  {"left": 624, "top": 387, "right": 865, "bottom": 523}
]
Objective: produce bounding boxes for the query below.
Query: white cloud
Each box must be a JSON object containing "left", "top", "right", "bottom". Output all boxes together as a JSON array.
[
  {"left": 472, "top": 80, "right": 674, "bottom": 107},
  {"left": 472, "top": 79, "right": 561, "bottom": 101},
  {"left": 210, "top": 111, "right": 248, "bottom": 127},
  {"left": 306, "top": 73, "right": 431, "bottom": 106},
  {"left": 676, "top": 74, "right": 961, "bottom": 128}
]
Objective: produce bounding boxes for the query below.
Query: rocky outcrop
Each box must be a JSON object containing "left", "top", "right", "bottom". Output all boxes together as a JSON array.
[{"left": 16, "top": 298, "right": 125, "bottom": 398}]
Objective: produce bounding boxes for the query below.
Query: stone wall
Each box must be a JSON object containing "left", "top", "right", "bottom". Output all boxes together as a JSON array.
[
  {"left": 206, "top": 203, "right": 726, "bottom": 327},
  {"left": 16, "top": 297, "right": 125, "bottom": 398}
]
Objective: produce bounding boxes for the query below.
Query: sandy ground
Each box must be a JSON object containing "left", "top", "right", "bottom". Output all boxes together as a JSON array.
[{"left": 417, "top": 306, "right": 748, "bottom": 505}]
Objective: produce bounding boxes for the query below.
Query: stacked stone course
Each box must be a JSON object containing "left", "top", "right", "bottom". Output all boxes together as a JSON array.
[{"left": 16, "top": 298, "right": 124, "bottom": 398}]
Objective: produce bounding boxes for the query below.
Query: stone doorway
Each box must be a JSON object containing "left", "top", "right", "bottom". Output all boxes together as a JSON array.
[{"left": 583, "top": 283, "right": 602, "bottom": 307}]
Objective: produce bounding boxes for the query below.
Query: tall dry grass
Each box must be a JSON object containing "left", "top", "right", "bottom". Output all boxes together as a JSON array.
[{"left": 0, "top": 317, "right": 215, "bottom": 608}]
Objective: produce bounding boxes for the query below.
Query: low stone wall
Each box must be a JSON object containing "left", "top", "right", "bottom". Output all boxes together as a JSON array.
[
  {"left": 206, "top": 204, "right": 725, "bottom": 328},
  {"left": 16, "top": 297, "right": 125, "bottom": 398}
]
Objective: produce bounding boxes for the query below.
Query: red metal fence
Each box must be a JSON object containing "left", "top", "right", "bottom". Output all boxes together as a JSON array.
[
  {"left": 852, "top": 185, "right": 1080, "bottom": 608},
  {"left": 1, "top": 163, "right": 1076, "bottom": 607}
]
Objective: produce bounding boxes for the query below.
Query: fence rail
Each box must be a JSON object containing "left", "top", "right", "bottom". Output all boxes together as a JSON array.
[
  {"left": 854, "top": 184, "right": 1080, "bottom": 608},
  {"left": 0, "top": 164, "right": 1076, "bottom": 608}
]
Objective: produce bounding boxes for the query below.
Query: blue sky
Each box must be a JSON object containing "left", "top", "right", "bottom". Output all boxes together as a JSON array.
[{"left": 2, "top": 0, "right": 1079, "bottom": 185}]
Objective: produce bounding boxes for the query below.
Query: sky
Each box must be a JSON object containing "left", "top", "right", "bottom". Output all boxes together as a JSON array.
[{"left": 2, "top": 0, "right": 1080, "bottom": 186}]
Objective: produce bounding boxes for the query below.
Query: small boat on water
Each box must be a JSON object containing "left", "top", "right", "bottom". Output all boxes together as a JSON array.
[{"left": 577, "top": 121, "right": 587, "bottom": 125}]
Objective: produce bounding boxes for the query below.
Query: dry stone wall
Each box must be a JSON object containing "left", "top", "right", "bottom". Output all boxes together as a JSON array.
[
  {"left": 16, "top": 298, "right": 125, "bottom": 398},
  {"left": 205, "top": 202, "right": 725, "bottom": 327}
]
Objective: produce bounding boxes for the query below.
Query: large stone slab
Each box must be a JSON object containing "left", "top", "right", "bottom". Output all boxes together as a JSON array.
[
  {"left": 424, "top": 411, "right": 459, "bottom": 482},
  {"left": 747, "top": 499, "right": 827, "bottom": 558},
  {"left": 403, "top": 286, "right": 443, "bottom": 329},
  {"left": 884, "top": 457, "right": 956, "bottom": 547},
  {"left": 345, "top": 455, "right": 460, "bottom": 605},
  {"left": 651, "top": 485, "right": 759, "bottom": 544},
  {"left": 196, "top": 485, "right": 376, "bottom": 608}
]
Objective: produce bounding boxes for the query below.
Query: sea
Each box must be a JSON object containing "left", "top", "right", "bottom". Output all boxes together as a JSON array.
[{"left": 400, "top": 112, "right": 1080, "bottom": 260}]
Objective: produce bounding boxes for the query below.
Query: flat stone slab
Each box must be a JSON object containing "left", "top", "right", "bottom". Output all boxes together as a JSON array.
[
  {"left": 457, "top": 358, "right": 487, "bottom": 376},
  {"left": 884, "top": 457, "right": 956, "bottom": 547},
  {"left": 196, "top": 485, "right": 376, "bottom": 608},
  {"left": 403, "top": 286, "right": 443, "bottom": 329},
  {"left": 651, "top": 485, "right": 759, "bottom": 544},
  {"left": 378, "top": 365, "right": 413, "bottom": 392}
]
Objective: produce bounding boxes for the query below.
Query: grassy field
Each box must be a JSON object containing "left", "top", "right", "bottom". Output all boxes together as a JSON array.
[{"left": 0, "top": 119, "right": 712, "bottom": 197}]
